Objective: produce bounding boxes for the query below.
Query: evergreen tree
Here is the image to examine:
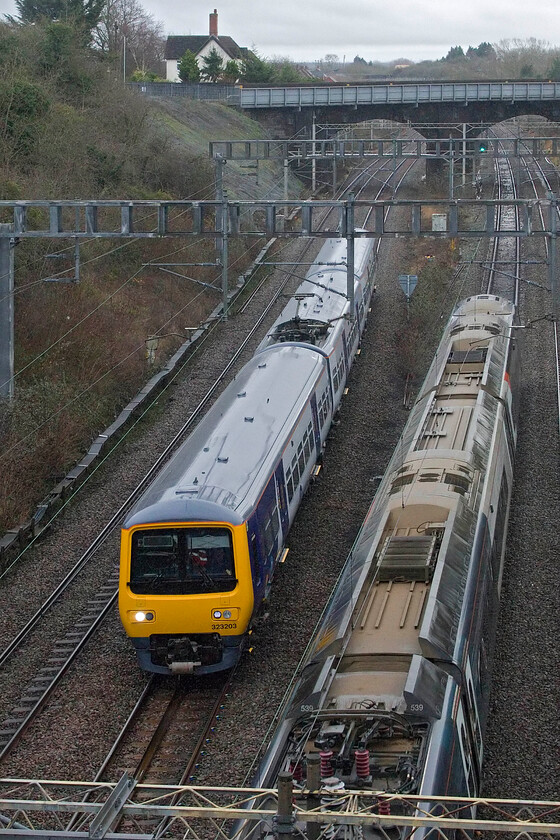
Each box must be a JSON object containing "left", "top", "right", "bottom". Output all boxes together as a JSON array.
[
  {"left": 178, "top": 49, "right": 200, "bottom": 83},
  {"left": 14, "top": 0, "right": 105, "bottom": 33},
  {"left": 475, "top": 41, "right": 495, "bottom": 58},
  {"left": 239, "top": 52, "right": 275, "bottom": 83},
  {"left": 201, "top": 47, "right": 223, "bottom": 82},
  {"left": 272, "top": 61, "right": 306, "bottom": 83},
  {"left": 444, "top": 45, "right": 465, "bottom": 61},
  {"left": 221, "top": 59, "right": 239, "bottom": 83}
]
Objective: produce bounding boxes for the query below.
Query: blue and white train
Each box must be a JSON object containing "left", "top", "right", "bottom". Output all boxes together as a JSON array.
[{"left": 118, "top": 236, "right": 377, "bottom": 675}]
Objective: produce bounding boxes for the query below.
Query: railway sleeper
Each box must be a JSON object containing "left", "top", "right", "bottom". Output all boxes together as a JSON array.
[{"left": 0, "top": 719, "right": 21, "bottom": 730}]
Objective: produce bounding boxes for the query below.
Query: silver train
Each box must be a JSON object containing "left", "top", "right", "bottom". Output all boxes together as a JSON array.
[{"left": 238, "top": 295, "right": 520, "bottom": 837}]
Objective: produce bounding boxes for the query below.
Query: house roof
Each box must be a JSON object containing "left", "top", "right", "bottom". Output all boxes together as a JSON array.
[{"left": 165, "top": 35, "right": 249, "bottom": 61}]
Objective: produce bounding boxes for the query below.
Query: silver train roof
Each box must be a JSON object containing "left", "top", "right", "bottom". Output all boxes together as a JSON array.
[
  {"left": 280, "top": 295, "right": 518, "bottom": 718},
  {"left": 258, "top": 236, "right": 374, "bottom": 354},
  {"left": 124, "top": 345, "right": 326, "bottom": 528}
]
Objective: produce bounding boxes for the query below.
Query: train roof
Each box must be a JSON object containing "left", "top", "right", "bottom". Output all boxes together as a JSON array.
[
  {"left": 257, "top": 237, "right": 374, "bottom": 354},
  {"left": 124, "top": 346, "right": 326, "bottom": 529},
  {"left": 283, "top": 296, "right": 518, "bottom": 715}
]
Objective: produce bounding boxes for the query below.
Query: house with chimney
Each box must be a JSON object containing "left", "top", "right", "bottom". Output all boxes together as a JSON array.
[{"left": 164, "top": 10, "right": 250, "bottom": 82}]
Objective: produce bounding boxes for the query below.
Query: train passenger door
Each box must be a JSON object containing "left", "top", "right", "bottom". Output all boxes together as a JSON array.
[
  {"left": 456, "top": 700, "right": 479, "bottom": 799},
  {"left": 275, "top": 462, "right": 289, "bottom": 537},
  {"left": 310, "top": 393, "right": 321, "bottom": 455},
  {"left": 255, "top": 476, "right": 282, "bottom": 595},
  {"left": 341, "top": 330, "right": 349, "bottom": 372},
  {"left": 464, "top": 658, "right": 484, "bottom": 773}
]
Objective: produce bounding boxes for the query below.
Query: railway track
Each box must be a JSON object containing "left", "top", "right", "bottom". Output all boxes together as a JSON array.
[
  {"left": 517, "top": 147, "right": 560, "bottom": 435},
  {"left": 0, "top": 149, "right": 417, "bottom": 770},
  {"left": 97, "top": 675, "right": 229, "bottom": 785},
  {"left": 0, "top": 120, "right": 558, "bottom": 824},
  {"left": 471, "top": 120, "right": 560, "bottom": 803},
  {"left": 487, "top": 137, "right": 520, "bottom": 302}
]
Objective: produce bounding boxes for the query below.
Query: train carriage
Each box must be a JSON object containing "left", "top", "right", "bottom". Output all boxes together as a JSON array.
[
  {"left": 237, "top": 295, "right": 520, "bottom": 838},
  {"left": 119, "top": 236, "right": 377, "bottom": 675}
]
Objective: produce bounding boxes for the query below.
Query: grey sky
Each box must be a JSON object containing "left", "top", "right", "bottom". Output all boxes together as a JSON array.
[{"left": 0, "top": 0, "right": 558, "bottom": 62}]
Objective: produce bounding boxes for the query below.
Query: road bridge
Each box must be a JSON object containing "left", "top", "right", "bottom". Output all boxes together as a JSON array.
[
  {"left": 131, "top": 80, "right": 560, "bottom": 136},
  {"left": 237, "top": 81, "right": 560, "bottom": 135}
]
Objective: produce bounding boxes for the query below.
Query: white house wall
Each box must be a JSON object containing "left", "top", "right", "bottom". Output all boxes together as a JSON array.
[{"left": 166, "top": 41, "right": 236, "bottom": 81}]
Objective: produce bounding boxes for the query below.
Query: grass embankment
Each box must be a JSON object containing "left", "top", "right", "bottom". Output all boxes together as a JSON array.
[{"left": 0, "top": 20, "right": 297, "bottom": 534}]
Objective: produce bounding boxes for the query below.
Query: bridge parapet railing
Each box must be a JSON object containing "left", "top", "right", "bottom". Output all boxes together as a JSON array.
[{"left": 0, "top": 778, "right": 559, "bottom": 839}]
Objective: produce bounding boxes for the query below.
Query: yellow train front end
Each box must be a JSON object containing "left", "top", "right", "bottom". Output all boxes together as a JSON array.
[{"left": 118, "top": 519, "right": 254, "bottom": 675}]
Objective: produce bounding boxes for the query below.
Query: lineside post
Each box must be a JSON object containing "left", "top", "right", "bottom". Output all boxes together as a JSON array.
[
  {"left": 548, "top": 192, "right": 559, "bottom": 326},
  {"left": 275, "top": 771, "right": 296, "bottom": 839},
  {"left": 221, "top": 193, "right": 229, "bottom": 320},
  {"left": 0, "top": 224, "right": 14, "bottom": 399},
  {"left": 306, "top": 753, "right": 321, "bottom": 840},
  {"left": 345, "top": 193, "right": 355, "bottom": 317}
]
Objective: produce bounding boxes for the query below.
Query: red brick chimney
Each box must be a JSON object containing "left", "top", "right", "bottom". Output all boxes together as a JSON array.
[{"left": 209, "top": 9, "right": 218, "bottom": 37}]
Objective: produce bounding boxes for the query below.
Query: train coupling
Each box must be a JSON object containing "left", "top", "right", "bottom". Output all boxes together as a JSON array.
[{"left": 150, "top": 633, "right": 223, "bottom": 670}]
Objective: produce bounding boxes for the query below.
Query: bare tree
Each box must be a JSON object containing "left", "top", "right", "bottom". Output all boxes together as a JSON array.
[
  {"left": 494, "top": 38, "right": 552, "bottom": 78},
  {"left": 94, "top": 0, "right": 164, "bottom": 76}
]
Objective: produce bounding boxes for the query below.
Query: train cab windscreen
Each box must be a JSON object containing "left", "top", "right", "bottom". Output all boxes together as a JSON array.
[{"left": 129, "top": 527, "right": 236, "bottom": 594}]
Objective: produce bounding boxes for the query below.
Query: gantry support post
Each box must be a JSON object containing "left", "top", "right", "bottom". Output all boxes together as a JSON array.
[
  {"left": 275, "top": 772, "right": 296, "bottom": 840},
  {"left": 0, "top": 224, "right": 14, "bottom": 399},
  {"left": 306, "top": 752, "right": 321, "bottom": 840}
]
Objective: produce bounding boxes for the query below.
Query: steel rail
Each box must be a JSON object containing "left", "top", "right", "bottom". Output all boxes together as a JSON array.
[
  {"left": 0, "top": 145, "right": 419, "bottom": 767},
  {"left": 517, "top": 152, "right": 560, "bottom": 439}
]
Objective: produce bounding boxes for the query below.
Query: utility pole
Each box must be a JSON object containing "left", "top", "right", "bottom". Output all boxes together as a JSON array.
[{"left": 0, "top": 224, "right": 14, "bottom": 399}]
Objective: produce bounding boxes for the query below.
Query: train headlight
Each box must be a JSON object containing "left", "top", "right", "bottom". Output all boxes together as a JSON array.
[
  {"left": 134, "top": 611, "right": 154, "bottom": 622},
  {"left": 211, "top": 608, "right": 238, "bottom": 621}
]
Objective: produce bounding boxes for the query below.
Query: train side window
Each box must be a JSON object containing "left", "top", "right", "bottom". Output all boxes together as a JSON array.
[
  {"left": 286, "top": 467, "right": 294, "bottom": 502},
  {"left": 492, "top": 471, "right": 509, "bottom": 580},
  {"left": 298, "top": 444, "right": 305, "bottom": 475},
  {"left": 291, "top": 453, "right": 300, "bottom": 485},
  {"left": 466, "top": 679, "right": 482, "bottom": 751},
  {"left": 318, "top": 388, "right": 330, "bottom": 428},
  {"left": 249, "top": 532, "right": 261, "bottom": 585},
  {"left": 263, "top": 511, "right": 278, "bottom": 556},
  {"left": 459, "top": 722, "right": 476, "bottom": 797}
]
